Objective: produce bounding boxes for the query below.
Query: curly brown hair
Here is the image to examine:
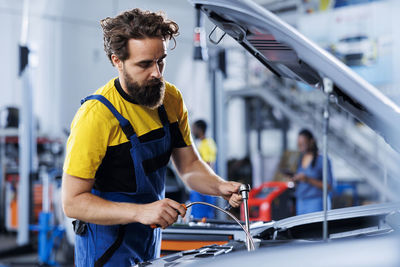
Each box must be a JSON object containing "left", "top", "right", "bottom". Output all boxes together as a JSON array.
[{"left": 100, "top": 8, "right": 179, "bottom": 66}]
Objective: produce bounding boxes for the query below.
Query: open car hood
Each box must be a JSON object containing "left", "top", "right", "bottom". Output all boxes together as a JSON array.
[
  {"left": 189, "top": 0, "right": 400, "bottom": 152},
  {"left": 140, "top": 202, "right": 400, "bottom": 266}
]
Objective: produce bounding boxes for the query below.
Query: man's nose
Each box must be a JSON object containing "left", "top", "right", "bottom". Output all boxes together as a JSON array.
[{"left": 150, "top": 63, "right": 162, "bottom": 79}]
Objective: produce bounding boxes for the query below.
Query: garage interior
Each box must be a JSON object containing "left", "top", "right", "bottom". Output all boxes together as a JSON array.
[{"left": 1, "top": 0, "right": 400, "bottom": 266}]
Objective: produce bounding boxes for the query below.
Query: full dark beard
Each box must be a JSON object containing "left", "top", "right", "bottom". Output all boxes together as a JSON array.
[{"left": 124, "top": 72, "right": 165, "bottom": 109}]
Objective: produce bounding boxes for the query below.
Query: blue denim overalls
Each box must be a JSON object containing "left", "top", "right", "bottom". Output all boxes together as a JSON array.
[{"left": 75, "top": 94, "right": 171, "bottom": 266}]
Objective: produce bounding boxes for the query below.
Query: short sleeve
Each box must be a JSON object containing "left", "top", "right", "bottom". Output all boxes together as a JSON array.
[
  {"left": 63, "top": 102, "right": 111, "bottom": 179},
  {"left": 172, "top": 86, "right": 193, "bottom": 147}
]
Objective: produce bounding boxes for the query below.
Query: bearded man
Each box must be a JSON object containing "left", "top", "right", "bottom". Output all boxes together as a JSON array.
[{"left": 61, "top": 8, "right": 243, "bottom": 266}]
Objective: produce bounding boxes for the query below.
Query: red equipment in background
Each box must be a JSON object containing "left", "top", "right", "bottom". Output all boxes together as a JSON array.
[{"left": 241, "top": 181, "right": 295, "bottom": 222}]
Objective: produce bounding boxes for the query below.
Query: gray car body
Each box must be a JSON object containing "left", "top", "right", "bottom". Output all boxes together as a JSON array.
[{"left": 141, "top": 202, "right": 400, "bottom": 266}]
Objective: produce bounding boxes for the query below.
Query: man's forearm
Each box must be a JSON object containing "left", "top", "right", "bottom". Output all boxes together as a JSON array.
[
  {"left": 171, "top": 146, "right": 241, "bottom": 200},
  {"left": 62, "top": 172, "right": 141, "bottom": 225},
  {"left": 179, "top": 159, "right": 224, "bottom": 196},
  {"left": 63, "top": 191, "right": 139, "bottom": 225}
]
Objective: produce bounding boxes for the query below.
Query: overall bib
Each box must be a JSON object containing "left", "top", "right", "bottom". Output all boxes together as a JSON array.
[{"left": 75, "top": 95, "right": 172, "bottom": 266}]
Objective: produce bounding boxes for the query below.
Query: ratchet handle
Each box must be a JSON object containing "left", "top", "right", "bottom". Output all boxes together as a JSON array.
[{"left": 150, "top": 203, "right": 187, "bottom": 229}]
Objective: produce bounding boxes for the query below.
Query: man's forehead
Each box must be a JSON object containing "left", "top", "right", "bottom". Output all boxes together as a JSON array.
[{"left": 127, "top": 38, "right": 167, "bottom": 60}]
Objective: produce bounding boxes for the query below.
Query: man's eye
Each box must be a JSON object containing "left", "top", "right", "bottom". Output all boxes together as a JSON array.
[
  {"left": 140, "top": 63, "right": 152, "bottom": 68},
  {"left": 157, "top": 59, "right": 165, "bottom": 65}
]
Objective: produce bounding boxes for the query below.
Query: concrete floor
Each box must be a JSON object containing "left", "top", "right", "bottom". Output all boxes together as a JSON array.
[
  {"left": 0, "top": 234, "right": 17, "bottom": 251},
  {"left": 0, "top": 233, "right": 74, "bottom": 267}
]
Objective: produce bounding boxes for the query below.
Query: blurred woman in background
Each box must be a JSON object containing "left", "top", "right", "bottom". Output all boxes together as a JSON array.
[{"left": 292, "top": 129, "right": 334, "bottom": 215}]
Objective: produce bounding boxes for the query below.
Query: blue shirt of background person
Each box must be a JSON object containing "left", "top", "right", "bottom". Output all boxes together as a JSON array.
[{"left": 292, "top": 129, "right": 334, "bottom": 215}]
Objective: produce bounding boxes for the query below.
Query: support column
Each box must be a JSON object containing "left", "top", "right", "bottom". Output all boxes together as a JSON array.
[{"left": 322, "top": 77, "right": 332, "bottom": 242}]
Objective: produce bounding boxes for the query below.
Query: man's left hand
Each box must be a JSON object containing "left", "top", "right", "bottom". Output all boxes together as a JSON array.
[{"left": 218, "top": 181, "right": 243, "bottom": 208}]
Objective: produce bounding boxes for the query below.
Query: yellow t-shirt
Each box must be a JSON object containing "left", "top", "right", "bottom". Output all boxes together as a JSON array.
[
  {"left": 198, "top": 138, "right": 217, "bottom": 164},
  {"left": 63, "top": 78, "right": 192, "bottom": 192}
]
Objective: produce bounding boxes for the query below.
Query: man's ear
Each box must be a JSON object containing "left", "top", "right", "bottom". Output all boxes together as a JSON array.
[{"left": 111, "top": 54, "right": 123, "bottom": 71}]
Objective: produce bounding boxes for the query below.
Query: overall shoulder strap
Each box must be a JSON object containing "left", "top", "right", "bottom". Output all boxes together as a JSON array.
[
  {"left": 81, "top": 95, "right": 135, "bottom": 138},
  {"left": 157, "top": 104, "right": 169, "bottom": 126}
]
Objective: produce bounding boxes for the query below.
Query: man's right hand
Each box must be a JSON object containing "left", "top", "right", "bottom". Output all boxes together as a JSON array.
[{"left": 139, "top": 198, "right": 186, "bottom": 229}]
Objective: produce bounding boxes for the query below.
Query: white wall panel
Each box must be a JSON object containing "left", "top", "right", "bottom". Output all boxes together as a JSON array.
[
  {"left": 0, "top": 8, "right": 21, "bottom": 109},
  {"left": 1, "top": 0, "right": 212, "bottom": 138}
]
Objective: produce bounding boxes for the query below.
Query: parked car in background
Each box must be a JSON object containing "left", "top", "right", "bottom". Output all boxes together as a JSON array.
[{"left": 331, "top": 35, "right": 377, "bottom": 66}]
